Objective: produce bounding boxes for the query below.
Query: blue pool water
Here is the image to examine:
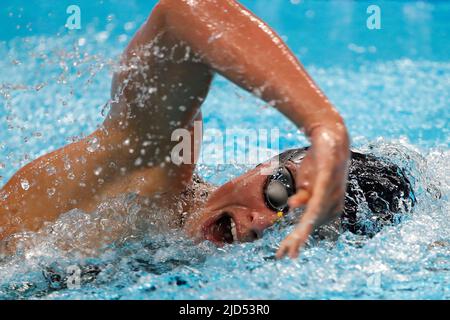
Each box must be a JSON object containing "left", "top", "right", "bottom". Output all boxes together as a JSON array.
[{"left": 0, "top": 0, "right": 449, "bottom": 299}]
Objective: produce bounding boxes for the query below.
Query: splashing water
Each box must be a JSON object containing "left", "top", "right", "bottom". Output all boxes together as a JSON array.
[{"left": 0, "top": 0, "right": 449, "bottom": 299}]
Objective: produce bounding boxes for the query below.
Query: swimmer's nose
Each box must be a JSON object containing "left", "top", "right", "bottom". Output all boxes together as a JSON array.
[
  {"left": 225, "top": 208, "right": 276, "bottom": 242},
  {"left": 249, "top": 211, "right": 276, "bottom": 234}
]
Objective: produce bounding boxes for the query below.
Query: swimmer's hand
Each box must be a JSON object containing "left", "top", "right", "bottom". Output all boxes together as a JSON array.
[{"left": 276, "top": 126, "right": 350, "bottom": 259}]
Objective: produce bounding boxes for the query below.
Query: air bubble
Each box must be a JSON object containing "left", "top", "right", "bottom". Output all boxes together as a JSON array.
[
  {"left": 20, "top": 178, "right": 30, "bottom": 190},
  {"left": 87, "top": 137, "right": 100, "bottom": 153},
  {"left": 94, "top": 167, "right": 103, "bottom": 176},
  {"left": 46, "top": 166, "right": 56, "bottom": 176},
  {"left": 134, "top": 157, "right": 143, "bottom": 166},
  {"left": 47, "top": 188, "right": 56, "bottom": 197}
]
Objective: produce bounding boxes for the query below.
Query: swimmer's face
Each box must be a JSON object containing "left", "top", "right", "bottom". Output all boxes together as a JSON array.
[{"left": 184, "top": 159, "right": 298, "bottom": 246}]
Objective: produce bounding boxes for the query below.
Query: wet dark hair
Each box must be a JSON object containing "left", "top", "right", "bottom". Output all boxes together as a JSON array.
[
  {"left": 269, "top": 147, "right": 416, "bottom": 236},
  {"left": 275, "top": 147, "right": 308, "bottom": 164}
]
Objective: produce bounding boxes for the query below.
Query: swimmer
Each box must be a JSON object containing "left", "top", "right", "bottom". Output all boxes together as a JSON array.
[{"left": 1, "top": 0, "right": 409, "bottom": 259}]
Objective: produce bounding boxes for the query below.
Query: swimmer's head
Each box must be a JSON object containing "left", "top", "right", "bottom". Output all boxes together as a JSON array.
[{"left": 184, "top": 148, "right": 307, "bottom": 245}]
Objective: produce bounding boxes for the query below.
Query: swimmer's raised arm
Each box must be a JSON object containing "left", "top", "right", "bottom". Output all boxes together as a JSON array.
[
  {"left": 145, "top": 0, "right": 350, "bottom": 258},
  {"left": 159, "top": 0, "right": 344, "bottom": 131}
]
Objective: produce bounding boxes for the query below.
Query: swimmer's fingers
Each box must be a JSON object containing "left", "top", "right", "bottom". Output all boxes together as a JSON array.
[
  {"left": 276, "top": 195, "right": 323, "bottom": 259},
  {"left": 288, "top": 189, "right": 310, "bottom": 208},
  {"left": 276, "top": 172, "right": 333, "bottom": 259},
  {"left": 277, "top": 133, "right": 349, "bottom": 259},
  {"left": 276, "top": 189, "right": 314, "bottom": 259},
  {"left": 275, "top": 220, "right": 314, "bottom": 259}
]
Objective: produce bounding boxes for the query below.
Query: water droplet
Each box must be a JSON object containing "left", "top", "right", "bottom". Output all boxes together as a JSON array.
[
  {"left": 95, "top": 31, "right": 109, "bottom": 43},
  {"left": 109, "top": 162, "right": 117, "bottom": 169},
  {"left": 0, "top": 191, "right": 9, "bottom": 201},
  {"left": 134, "top": 157, "right": 143, "bottom": 166},
  {"left": 64, "top": 162, "right": 71, "bottom": 171},
  {"left": 124, "top": 21, "right": 135, "bottom": 31},
  {"left": 94, "top": 167, "right": 103, "bottom": 176},
  {"left": 87, "top": 137, "right": 100, "bottom": 153},
  {"left": 78, "top": 38, "right": 86, "bottom": 46},
  {"left": 35, "top": 83, "right": 46, "bottom": 91},
  {"left": 207, "top": 32, "right": 223, "bottom": 43},
  {"left": 46, "top": 166, "right": 56, "bottom": 176},
  {"left": 20, "top": 179, "right": 30, "bottom": 190},
  {"left": 47, "top": 188, "right": 56, "bottom": 197}
]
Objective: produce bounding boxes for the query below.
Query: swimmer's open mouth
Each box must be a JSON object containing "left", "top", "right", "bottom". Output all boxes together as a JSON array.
[{"left": 204, "top": 214, "right": 238, "bottom": 245}]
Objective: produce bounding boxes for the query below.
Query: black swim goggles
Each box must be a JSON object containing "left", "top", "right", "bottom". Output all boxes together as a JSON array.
[{"left": 263, "top": 166, "right": 296, "bottom": 214}]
